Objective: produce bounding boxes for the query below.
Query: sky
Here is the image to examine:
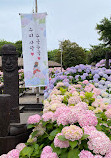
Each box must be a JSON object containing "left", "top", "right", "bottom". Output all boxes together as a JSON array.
[{"left": 0, "top": 0, "right": 111, "bottom": 51}]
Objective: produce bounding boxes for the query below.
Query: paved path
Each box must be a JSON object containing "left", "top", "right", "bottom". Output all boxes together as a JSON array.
[{"left": 19, "top": 88, "right": 44, "bottom": 124}]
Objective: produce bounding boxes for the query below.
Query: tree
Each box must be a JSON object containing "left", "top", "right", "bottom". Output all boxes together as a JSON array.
[
  {"left": 0, "top": 40, "right": 22, "bottom": 57},
  {"left": 0, "top": 40, "right": 13, "bottom": 53},
  {"left": 14, "top": 40, "right": 22, "bottom": 57},
  {"left": 48, "top": 49, "right": 59, "bottom": 61},
  {"left": 96, "top": 17, "right": 111, "bottom": 47},
  {"left": 87, "top": 44, "right": 111, "bottom": 64},
  {"left": 59, "top": 40, "right": 86, "bottom": 69}
]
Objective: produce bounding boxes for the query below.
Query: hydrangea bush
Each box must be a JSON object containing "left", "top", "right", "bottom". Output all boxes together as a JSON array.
[
  {"left": 18, "top": 81, "right": 111, "bottom": 158},
  {"left": 1, "top": 65, "right": 111, "bottom": 158}
]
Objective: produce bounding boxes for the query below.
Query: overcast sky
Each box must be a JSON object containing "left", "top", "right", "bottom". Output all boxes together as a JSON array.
[{"left": 0, "top": 0, "right": 111, "bottom": 51}]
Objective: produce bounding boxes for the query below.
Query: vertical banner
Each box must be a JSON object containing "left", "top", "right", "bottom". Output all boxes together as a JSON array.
[{"left": 20, "top": 13, "right": 49, "bottom": 87}]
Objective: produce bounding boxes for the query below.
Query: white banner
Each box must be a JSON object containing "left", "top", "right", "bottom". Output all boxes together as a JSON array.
[{"left": 20, "top": 13, "right": 49, "bottom": 87}]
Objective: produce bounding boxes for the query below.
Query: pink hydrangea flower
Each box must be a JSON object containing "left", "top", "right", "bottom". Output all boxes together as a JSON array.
[
  {"left": 40, "top": 146, "right": 58, "bottom": 158},
  {"left": 78, "top": 110, "right": 98, "bottom": 127},
  {"left": 82, "top": 80, "right": 89, "bottom": 84},
  {"left": 62, "top": 125, "right": 83, "bottom": 141},
  {"left": 16, "top": 143, "right": 26, "bottom": 152},
  {"left": 106, "top": 104, "right": 111, "bottom": 110},
  {"left": 52, "top": 106, "right": 70, "bottom": 122},
  {"left": 105, "top": 108, "right": 111, "bottom": 119},
  {"left": 55, "top": 82, "right": 64, "bottom": 88},
  {"left": 54, "top": 133, "right": 69, "bottom": 148},
  {"left": 57, "top": 112, "right": 69, "bottom": 126},
  {"left": 66, "top": 109, "right": 78, "bottom": 124},
  {"left": 94, "top": 155, "right": 103, "bottom": 158},
  {"left": 76, "top": 102, "right": 88, "bottom": 110},
  {"left": 74, "top": 84, "right": 82, "bottom": 88},
  {"left": 7, "top": 149, "right": 20, "bottom": 158},
  {"left": 41, "top": 152, "right": 58, "bottom": 158},
  {"left": 27, "top": 114, "right": 41, "bottom": 124},
  {"left": 41, "top": 146, "right": 53, "bottom": 155},
  {"left": 79, "top": 150, "right": 94, "bottom": 158},
  {"left": 84, "top": 85, "right": 92, "bottom": 92},
  {"left": 42, "top": 112, "right": 54, "bottom": 122},
  {"left": 83, "top": 126, "right": 97, "bottom": 135},
  {"left": 68, "top": 95, "right": 81, "bottom": 105},
  {"left": 104, "top": 152, "right": 111, "bottom": 158},
  {"left": 92, "top": 88, "right": 101, "bottom": 96},
  {"left": 88, "top": 131, "right": 111, "bottom": 155},
  {"left": 80, "top": 91, "right": 85, "bottom": 97},
  {"left": 0, "top": 154, "right": 7, "bottom": 158}
]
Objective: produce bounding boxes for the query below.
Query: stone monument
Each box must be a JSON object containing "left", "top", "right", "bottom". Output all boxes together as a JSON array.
[
  {"left": 0, "top": 94, "right": 11, "bottom": 137},
  {"left": 1, "top": 44, "right": 20, "bottom": 123}
]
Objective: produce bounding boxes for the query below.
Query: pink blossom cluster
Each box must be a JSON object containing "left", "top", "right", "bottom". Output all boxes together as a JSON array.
[
  {"left": 43, "top": 97, "right": 65, "bottom": 113},
  {"left": 83, "top": 125, "right": 97, "bottom": 135},
  {"left": 49, "top": 88, "right": 61, "bottom": 96},
  {"left": 42, "top": 111, "right": 54, "bottom": 122},
  {"left": 0, "top": 154, "right": 7, "bottom": 158},
  {"left": 78, "top": 110, "right": 98, "bottom": 127},
  {"left": 55, "top": 82, "right": 64, "bottom": 88},
  {"left": 84, "top": 85, "right": 93, "bottom": 92},
  {"left": 92, "top": 98, "right": 108, "bottom": 112},
  {"left": 27, "top": 114, "right": 41, "bottom": 124},
  {"left": 105, "top": 108, "right": 111, "bottom": 119},
  {"left": 7, "top": 149, "right": 20, "bottom": 158},
  {"left": 62, "top": 125, "right": 83, "bottom": 141},
  {"left": 0, "top": 143, "right": 26, "bottom": 158},
  {"left": 79, "top": 150, "right": 103, "bottom": 158},
  {"left": 52, "top": 102, "right": 98, "bottom": 127},
  {"left": 92, "top": 88, "right": 101, "bottom": 96},
  {"left": 15, "top": 143, "right": 26, "bottom": 152},
  {"left": 87, "top": 130, "right": 111, "bottom": 155},
  {"left": 82, "top": 80, "right": 89, "bottom": 84},
  {"left": 68, "top": 85, "right": 76, "bottom": 93},
  {"left": 83, "top": 82, "right": 101, "bottom": 97},
  {"left": 54, "top": 133, "right": 69, "bottom": 148},
  {"left": 52, "top": 105, "right": 71, "bottom": 122},
  {"left": 68, "top": 95, "right": 81, "bottom": 105},
  {"left": 40, "top": 146, "right": 58, "bottom": 158}
]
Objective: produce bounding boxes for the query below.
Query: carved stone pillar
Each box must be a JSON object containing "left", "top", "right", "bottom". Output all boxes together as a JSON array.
[
  {"left": 0, "top": 94, "right": 11, "bottom": 136},
  {"left": 1, "top": 44, "right": 20, "bottom": 123}
]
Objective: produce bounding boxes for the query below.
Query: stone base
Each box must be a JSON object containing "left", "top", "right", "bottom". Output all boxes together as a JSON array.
[{"left": 0, "top": 129, "right": 31, "bottom": 155}]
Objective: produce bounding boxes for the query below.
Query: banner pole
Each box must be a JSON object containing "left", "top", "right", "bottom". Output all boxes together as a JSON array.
[
  {"left": 61, "top": 42, "right": 63, "bottom": 72},
  {"left": 35, "top": 0, "right": 37, "bottom": 13}
]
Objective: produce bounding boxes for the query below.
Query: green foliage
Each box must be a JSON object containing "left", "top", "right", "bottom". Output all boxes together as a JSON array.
[
  {"left": 63, "top": 95, "right": 69, "bottom": 104},
  {"left": 87, "top": 44, "right": 110, "bottom": 64},
  {"left": 80, "top": 134, "right": 89, "bottom": 140},
  {"left": 59, "top": 87, "right": 68, "bottom": 95},
  {"left": 80, "top": 92, "right": 95, "bottom": 105},
  {"left": 96, "top": 17, "right": 111, "bottom": 46},
  {"left": 68, "top": 149, "right": 80, "bottom": 158},
  {"left": 58, "top": 135, "right": 67, "bottom": 141},
  {"left": 59, "top": 40, "right": 86, "bottom": 69},
  {"left": 48, "top": 49, "right": 61, "bottom": 63},
  {"left": 0, "top": 40, "right": 13, "bottom": 53},
  {"left": 69, "top": 140, "right": 78, "bottom": 149},
  {"left": 0, "top": 40, "right": 22, "bottom": 57},
  {"left": 49, "top": 128, "right": 61, "bottom": 140},
  {"left": 14, "top": 40, "right": 22, "bottom": 57},
  {"left": 19, "top": 143, "right": 43, "bottom": 158},
  {"left": 96, "top": 112, "right": 111, "bottom": 139}
]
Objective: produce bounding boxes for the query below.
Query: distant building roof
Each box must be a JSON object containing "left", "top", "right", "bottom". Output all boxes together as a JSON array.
[
  {"left": 0, "top": 57, "right": 61, "bottom": 68},
  {"left": 48, "top": 60, "right": 61, "bottom": 67}
]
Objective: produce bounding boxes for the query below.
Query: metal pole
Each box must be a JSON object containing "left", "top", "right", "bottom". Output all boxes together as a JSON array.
[
  {"left": 61, "top": 43, "right": 63, "bottom": 72},
  {"left": 35, "top": 0, "right": 37, "bottom": 13}
]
